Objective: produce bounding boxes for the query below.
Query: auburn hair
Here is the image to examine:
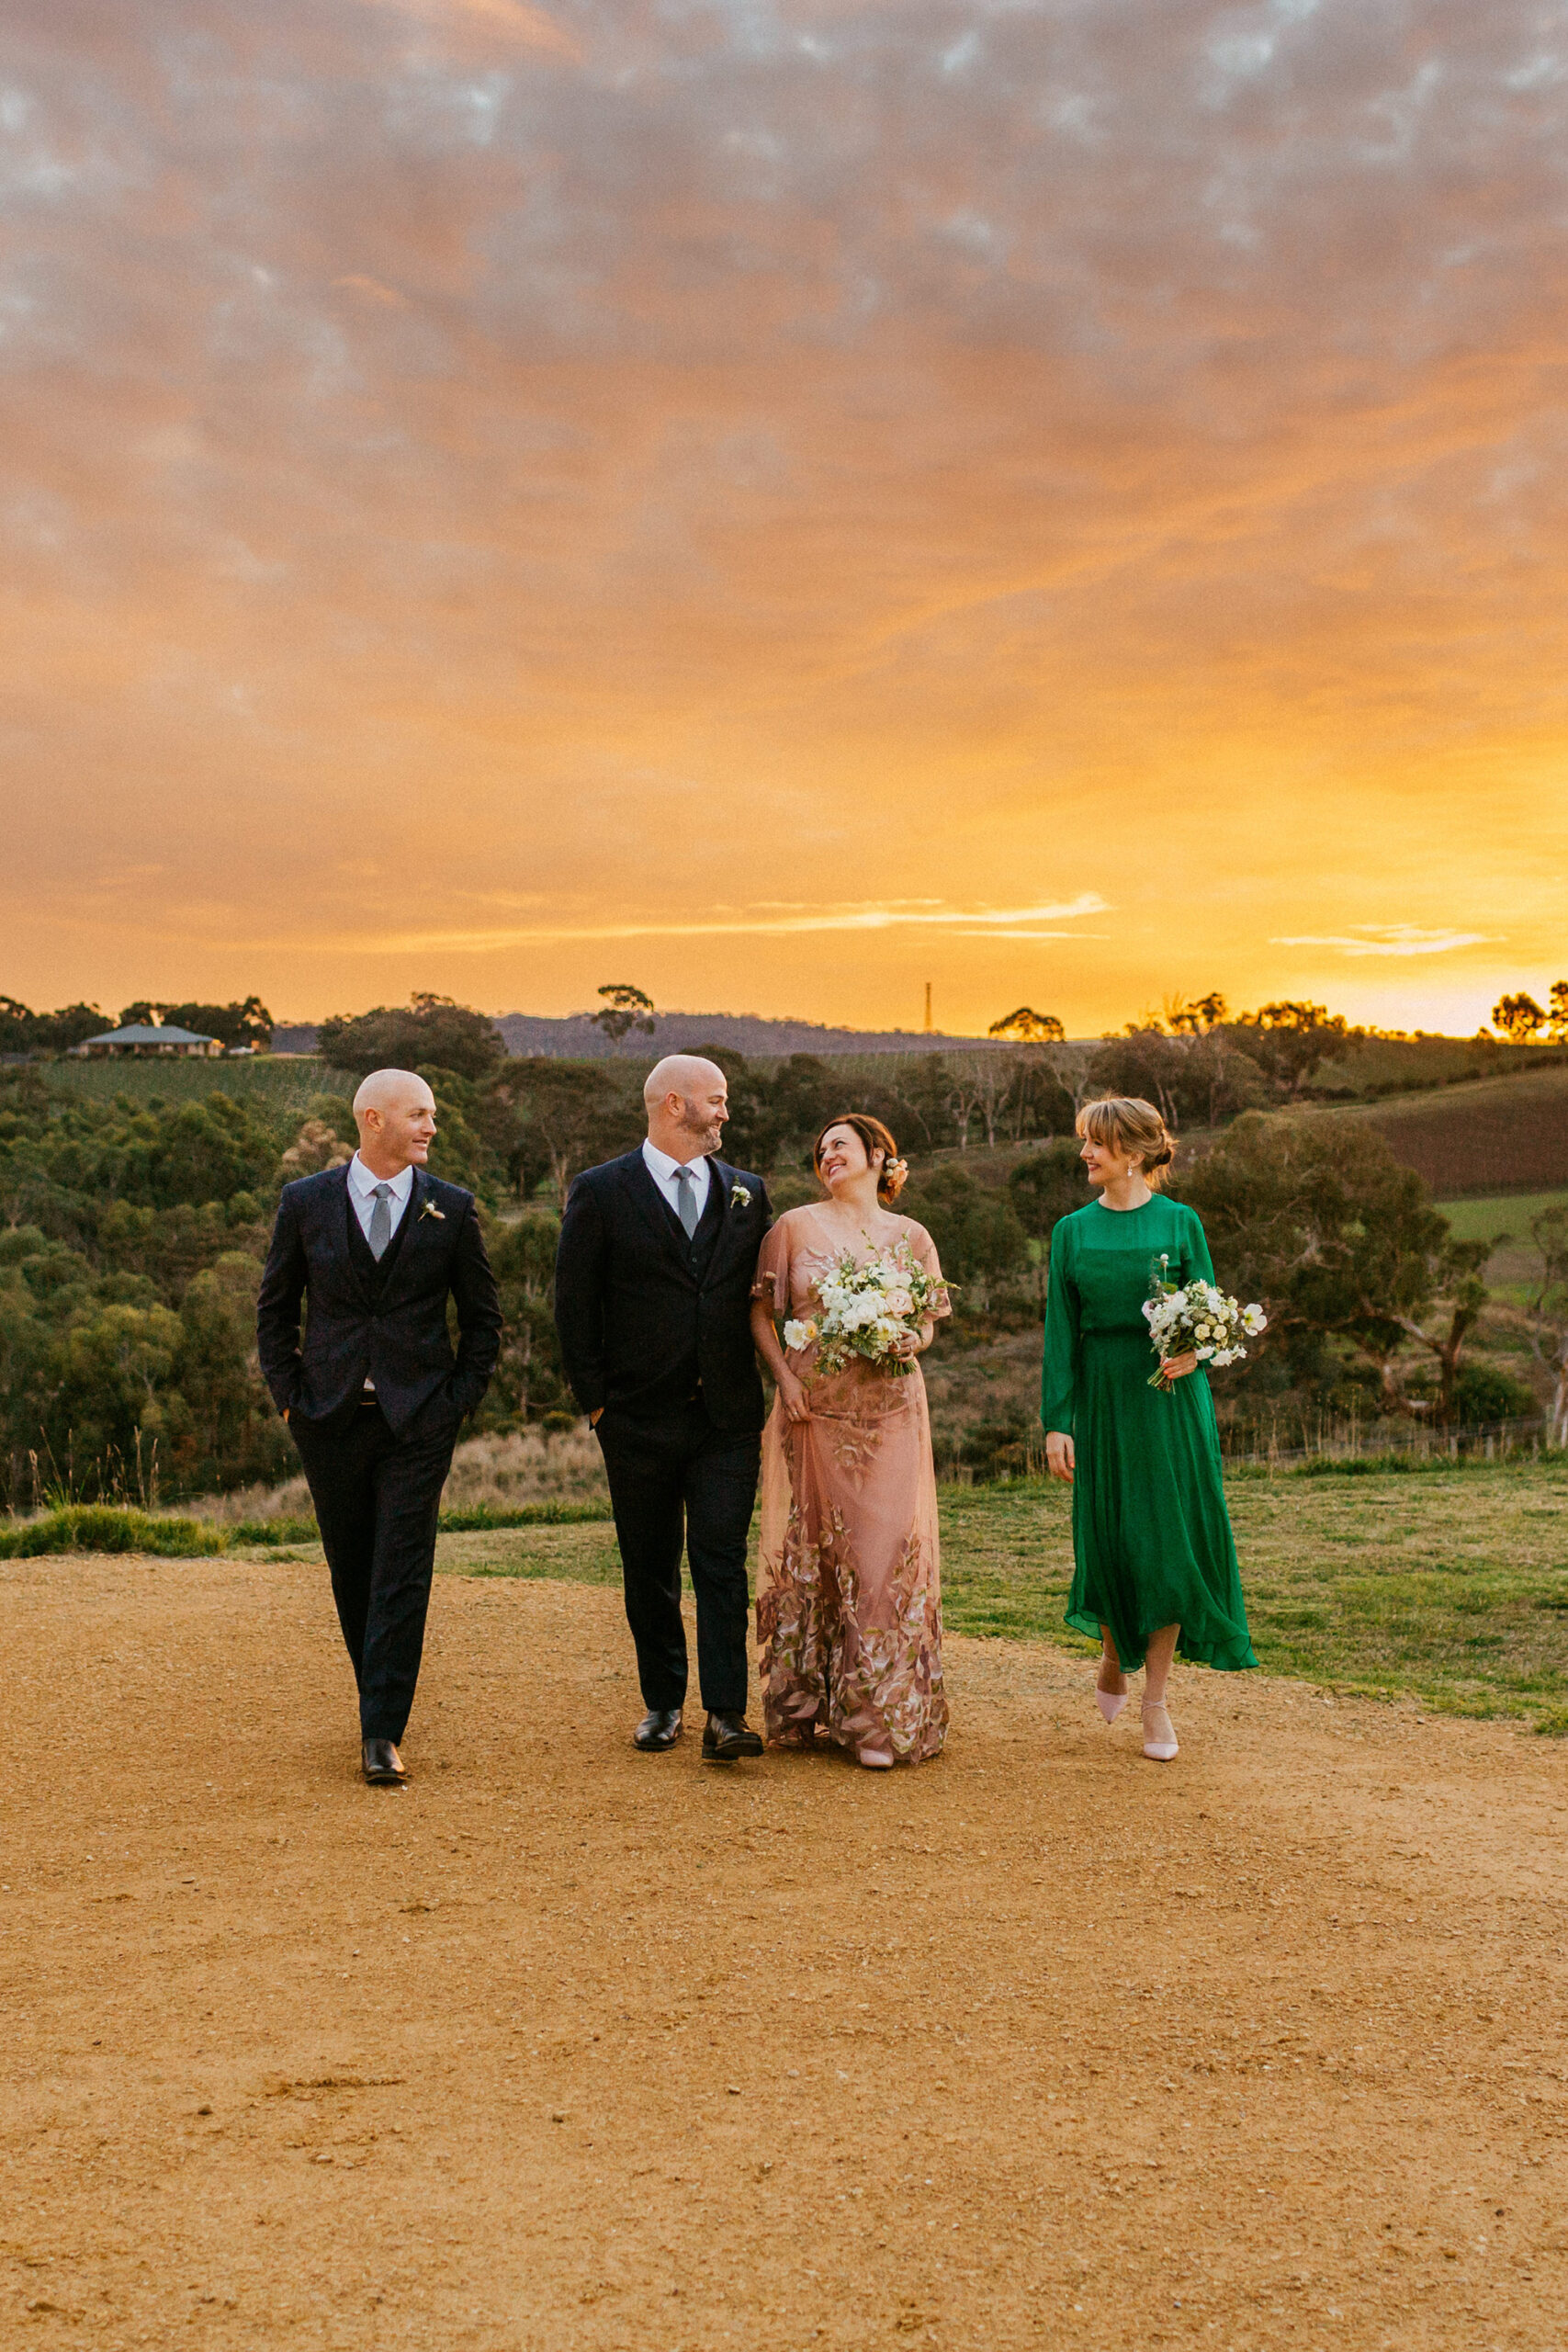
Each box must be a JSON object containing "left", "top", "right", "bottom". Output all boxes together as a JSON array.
[
  {"left": 813, "top": 1113, "right": 908, "bottom": 1204},
  {"left": 1075, "top": 1095, "right": 1177, "bottom": 1189}
]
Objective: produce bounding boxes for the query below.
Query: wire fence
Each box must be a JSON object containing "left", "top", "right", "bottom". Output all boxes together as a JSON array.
[{"left": 944, "top": 1412, "right": 1559, "bottom": 1485}]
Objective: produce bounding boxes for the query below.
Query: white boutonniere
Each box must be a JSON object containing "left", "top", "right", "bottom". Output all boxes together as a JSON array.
[
  {"left": 418, "top": 1200, "right": 446, "bottom": 1222},
  {"left": 730, "top": 1182, "right": 752, "bottom": 1209}
]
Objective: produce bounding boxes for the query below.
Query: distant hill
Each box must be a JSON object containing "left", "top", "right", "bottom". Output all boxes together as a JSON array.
[
  {"left": 269, "top": 1012, "right": 1010, "bottom": 1060},
  {"left": 1315, "top": 1062, "right": 1568, "bottom": 1197},
  {"left": 494, "top": 1011, "right": 1014, "bottom": 1058}
]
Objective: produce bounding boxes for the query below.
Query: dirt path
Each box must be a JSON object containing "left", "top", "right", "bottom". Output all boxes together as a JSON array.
[{"left": 5, "top": 1555, "right": 1567, "bottom": 2349}]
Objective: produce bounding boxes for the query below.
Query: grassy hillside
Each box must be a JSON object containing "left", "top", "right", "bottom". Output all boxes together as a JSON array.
[
  {"left": 47, "top": 1053, "right": 338, "bottom": 1113},
  {"left": 1431, "top": 1189, "right": 1567, "bottom": 1310},
  {"left": 1315, "top": 1063, "right": 1568, "bottom": 1196},
  {"left": 1311, "top": 1034, "right": 1558, "bottom": 1095},
  {"left": 1437, "top": 1189, "right": 1568, "bottom": 1243}
]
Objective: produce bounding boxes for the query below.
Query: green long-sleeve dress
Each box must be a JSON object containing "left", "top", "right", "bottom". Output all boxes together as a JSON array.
[{"left": 1042, "top": 1194, "right": 1256, "bottom": 1675}]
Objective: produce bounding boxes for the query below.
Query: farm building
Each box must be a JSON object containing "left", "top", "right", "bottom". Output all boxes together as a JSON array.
[{"left": 70, "top": 1023, "right": 224, "bottom": 1060}]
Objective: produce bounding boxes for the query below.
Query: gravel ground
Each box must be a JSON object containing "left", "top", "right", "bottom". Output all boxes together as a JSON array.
[{"left": 4, "top": 1553, "right": 1566, "bottom": 2349}]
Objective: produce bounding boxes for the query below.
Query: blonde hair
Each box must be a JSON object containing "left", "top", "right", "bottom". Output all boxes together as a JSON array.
[
  {"left": 813, "top": 1114, "right": 908, "bottom": 1204},
  {"left": 1076, "top": 1095, "right": 1176, "bottom": 1188}
]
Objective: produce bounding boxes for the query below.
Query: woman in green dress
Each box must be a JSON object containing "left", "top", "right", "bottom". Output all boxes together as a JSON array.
[{"left": 1042, "top": 1095, "right": 1256, "bottom": 1761}]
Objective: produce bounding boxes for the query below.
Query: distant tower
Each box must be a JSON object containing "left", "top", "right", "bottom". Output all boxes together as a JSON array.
[{"left": 924, "top": 981, "right": 933, "bottom": 1035}]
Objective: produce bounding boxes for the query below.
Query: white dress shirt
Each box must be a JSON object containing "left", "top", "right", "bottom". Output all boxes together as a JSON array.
[
  {"left": 347, "top": 1156, "right": 416, "bottom": 1394},
  {"left": 347, "top": 1154, "right": 415, "bottom": 1243},
  {"left": 641, "top": 1137, "right": 712, "bottom": 1226}
]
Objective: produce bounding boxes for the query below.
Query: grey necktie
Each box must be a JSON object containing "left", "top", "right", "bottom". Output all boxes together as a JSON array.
[
  {"left": 367, "top": 1182, "right": 395, "bottom": 1261},
  {"left": 673, "top": 1164, "right": 700, "bottom": 1239}
]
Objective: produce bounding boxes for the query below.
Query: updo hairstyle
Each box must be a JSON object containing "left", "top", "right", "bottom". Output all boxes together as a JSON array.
[
  {"left": 813, "top": 1113, "right": 908, "bottom": 1204},
  {"left": 1075, "top": 1095, "right": 1177, "bottom": 1189}
]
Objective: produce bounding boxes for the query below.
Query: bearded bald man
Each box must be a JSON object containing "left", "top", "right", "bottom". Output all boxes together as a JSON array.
[
  {"left": 554, "top": 1055, "right": 773, "bottom": 1759},
  {"left": 257, "top": 1069, "right": 502, "bottom": 1785}
]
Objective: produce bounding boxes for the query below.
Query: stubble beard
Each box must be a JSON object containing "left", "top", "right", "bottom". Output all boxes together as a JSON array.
[{"left": 676, "top": 1100, "right": 721, "bottom": 1154}]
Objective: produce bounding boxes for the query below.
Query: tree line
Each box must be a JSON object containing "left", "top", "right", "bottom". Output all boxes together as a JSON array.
[
  {"left": 0, "top": 989, "right": 1553, "bottom": 1504},
  {"left": 1489, "top": 982, "right": 1568, "bottom": 1045},
  {"left": 0, "top": 995, "right": 275, "bottom": 1052}
]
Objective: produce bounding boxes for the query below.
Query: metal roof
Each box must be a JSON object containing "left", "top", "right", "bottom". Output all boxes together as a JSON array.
[{"left": 83, "top": 1024, "right": 220, "bottom": 1046}]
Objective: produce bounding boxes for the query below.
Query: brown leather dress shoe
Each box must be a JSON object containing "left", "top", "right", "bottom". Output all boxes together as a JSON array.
[
  {"left": 362, "top": 1738, "right": 407, "bottom": 1785},
  {"left": 702, "top": 1710, "right": 763, "bottom": 1762},
  {"left": 634, "top": 1707, "right": 682, "bottom": 1752}
]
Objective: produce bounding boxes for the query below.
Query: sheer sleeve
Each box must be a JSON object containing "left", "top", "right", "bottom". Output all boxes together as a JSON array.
[
  {"left": 1182, "top": 1202, "right": 1217, "bottom": 1284},
  {"left": 904, "top": 1222, "right": 952, "bottom": 1319},
  {"left": 751, "top": 1214, "right": 792, "bottom": 1310},
  {"left": 1041, "top": 1216, "right": 1080, "bottom": 1434}
]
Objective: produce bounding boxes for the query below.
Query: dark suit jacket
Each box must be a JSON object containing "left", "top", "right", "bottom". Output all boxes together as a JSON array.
[
  {"left": 256, "top": 1164, "right": 502, "bottom": 1437},
  {"left": 553, "top": 1150, "right": 772, "bottom": 1432}
]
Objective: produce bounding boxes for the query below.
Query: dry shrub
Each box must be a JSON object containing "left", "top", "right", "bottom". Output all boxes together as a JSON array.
[
  {"left": 197, "top": 1420, "right": 606, "bottom": 1521},
  {"left": 439, "top": 1425, "right": 605, "bottom": 1508}
]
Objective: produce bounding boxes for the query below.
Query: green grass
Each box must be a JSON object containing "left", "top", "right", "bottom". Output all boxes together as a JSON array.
[
  {"left": 937, "top": 1464, "right": 1568, "bottom": 1729},
  {"left": 431, "top": 1459, "right": 1568, "bottom": 1732},
  {"left": 232, "top": 1498, "right": 615, "bottom": 1546},
  {"left": 1433, "top": 1186, "right": 1565, "bottom": 1306},
  {"left": 0, "top": 1506, "right": 222, "bottom": 1559},
  {"left": 0, "top": 1497, "right": 615, "bottom": 1558},
  {"left": 437, "top": 1522, "right": 626, "bottom": 1585},
  {"left": 1437, "top": 1191, "right": 1568, "bottom": 1246}
]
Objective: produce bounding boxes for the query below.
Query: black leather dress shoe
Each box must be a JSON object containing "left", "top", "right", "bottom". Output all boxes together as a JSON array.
[
  {"left": 634, "top": 1707, "right": 682, "bottom": 1752},
  {"left": 702, "top": 1710, "right": 764, "bottom": 1762},
  {"left": 362, "top": 1738, "right": 406, "bottom": 1785}
]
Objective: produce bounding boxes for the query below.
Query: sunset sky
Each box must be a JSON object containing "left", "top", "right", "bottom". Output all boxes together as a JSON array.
[{"left": 3, "top": 0, "right": 1565, "bottom": 1035}]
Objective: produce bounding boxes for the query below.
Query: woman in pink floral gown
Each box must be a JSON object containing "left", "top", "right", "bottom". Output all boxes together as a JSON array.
[{"left": 749, "top": 1114, "right": 951, "bottom": 1769}]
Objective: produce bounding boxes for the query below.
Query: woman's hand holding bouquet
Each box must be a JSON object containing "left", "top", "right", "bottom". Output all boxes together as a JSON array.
[
  {"left": 1143, "top": 1256, "right": 1266, "bottom": 1392},
  {"left": 784, "top": 1241, "right": 951, "bottom": 1377}
]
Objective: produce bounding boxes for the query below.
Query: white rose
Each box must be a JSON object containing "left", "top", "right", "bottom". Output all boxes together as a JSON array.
[
  {"left": 886, "top": 1288, "right": 914, "bottom": 1317},
  {"left": 784, "top": 1319, "right": 816, "bottom": 1351}
]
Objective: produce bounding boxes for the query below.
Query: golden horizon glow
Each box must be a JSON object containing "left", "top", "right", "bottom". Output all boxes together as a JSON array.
[{"left": 4, "top": 1, "right": 1566, "bottom": 1036}]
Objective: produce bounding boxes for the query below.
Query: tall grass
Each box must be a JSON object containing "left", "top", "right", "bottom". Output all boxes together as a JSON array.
[{"left": 0, "top": 1507, "right": 221, "bottom": 1559}]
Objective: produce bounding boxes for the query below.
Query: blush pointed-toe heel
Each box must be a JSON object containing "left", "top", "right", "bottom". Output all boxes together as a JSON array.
[
  {"left": 1095, "top": 1664, "right": 1129, "bottom": 1724},
  {"left": 1141, "top": 1697, "right": 1179, "bottom": 1761}
]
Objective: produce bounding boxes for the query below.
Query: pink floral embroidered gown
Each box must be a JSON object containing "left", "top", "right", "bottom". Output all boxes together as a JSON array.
[{"left": 752, "top": 1205, "right": 951, "bottom": 1764}]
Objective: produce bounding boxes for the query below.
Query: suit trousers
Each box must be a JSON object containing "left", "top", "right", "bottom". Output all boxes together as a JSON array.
[
  {"left": 289, "top": 1398, "right": 457, "bottom": 1742},
  {"left": 595, "top": 1396, "right": 760, "bottom": 1714}
]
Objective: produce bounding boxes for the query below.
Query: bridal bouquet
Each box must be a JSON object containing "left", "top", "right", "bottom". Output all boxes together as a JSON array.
[
  {"left": 1143, "top": 1254, "right": 1266, "bottom": 1391},
  {"left": 784, "top": 1241, "right": 951, "bottom": 1377}
]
